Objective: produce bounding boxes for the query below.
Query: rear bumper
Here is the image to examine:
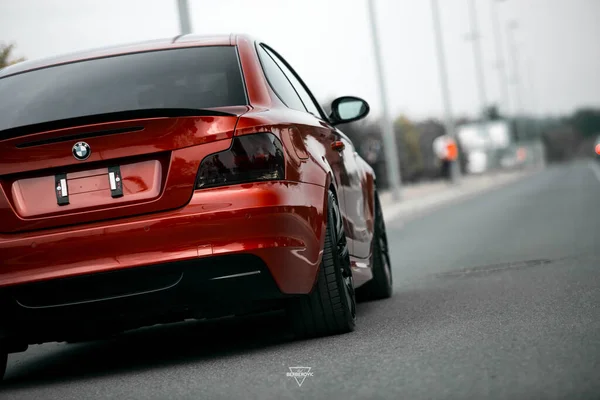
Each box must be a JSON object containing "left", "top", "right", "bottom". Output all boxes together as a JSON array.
[
  {"left": 0, "top": 180, "right": 327, "bottom": 293},
  {"left": 0, "top": 181, "right": 327, "bottom": 346}
]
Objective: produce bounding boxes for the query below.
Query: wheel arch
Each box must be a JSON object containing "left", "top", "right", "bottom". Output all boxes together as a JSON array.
[{"left": 310, "top": 172, "right": 339, "bottom": 290}]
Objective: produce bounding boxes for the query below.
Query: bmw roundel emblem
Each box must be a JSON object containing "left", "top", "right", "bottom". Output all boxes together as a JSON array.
[{"left": 72, "top": 141, "right": 91, "bottom": 161}]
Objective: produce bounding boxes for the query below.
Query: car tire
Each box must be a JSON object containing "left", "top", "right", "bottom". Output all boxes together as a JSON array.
[
  {"left": 287, "top": 189, "right": 356, "bottom": 338},
  {"left": 356, "top": 191, "right": 393, "bottom": 301},
  {"left": 0, "top": 349, "right": 7, "bottom": 382}
]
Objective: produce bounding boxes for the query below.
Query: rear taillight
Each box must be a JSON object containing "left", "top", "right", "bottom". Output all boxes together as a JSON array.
[{"left": 195, "top": 132, "right": 285, "bottom": 189}]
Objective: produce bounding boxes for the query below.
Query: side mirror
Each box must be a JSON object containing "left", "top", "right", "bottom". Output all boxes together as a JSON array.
[{"left": 329, "top": 96, "right": 370, "bottom": 126}]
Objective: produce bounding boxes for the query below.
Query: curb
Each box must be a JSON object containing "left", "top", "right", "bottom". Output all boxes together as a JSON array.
[{"left": 381, "top": 168, "right": 542, "bottom": 224}]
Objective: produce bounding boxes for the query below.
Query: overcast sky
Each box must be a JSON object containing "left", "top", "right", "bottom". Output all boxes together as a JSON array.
[{"left": 2, "top": 0, "right": 599, "bottom": 119}]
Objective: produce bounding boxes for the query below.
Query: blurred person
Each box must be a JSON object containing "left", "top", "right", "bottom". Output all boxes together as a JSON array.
[{"left": 433, "top": 135, "right": 458, "bottom": 180}]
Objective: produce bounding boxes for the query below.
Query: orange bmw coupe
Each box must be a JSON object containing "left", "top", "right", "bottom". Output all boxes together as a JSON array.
[{"left": 0, "top": 34, "right": 392, "bottom": 380}]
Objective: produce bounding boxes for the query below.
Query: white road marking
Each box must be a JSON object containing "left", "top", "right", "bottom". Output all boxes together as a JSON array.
[{"left": 588, "top": 161, "right": 600, "bottom": 183}]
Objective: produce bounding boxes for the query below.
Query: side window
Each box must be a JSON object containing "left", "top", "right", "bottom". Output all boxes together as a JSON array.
[
  {"left": 263, "top": 46, "right": 322, "bottom": 118},
  {"left": 257, "top": 46, "right": 306, "bottom": 112}
]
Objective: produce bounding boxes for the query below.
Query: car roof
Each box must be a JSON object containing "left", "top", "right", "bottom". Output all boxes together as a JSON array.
[{"left": 0, "top": 34, "right": 252, "bottom": 78}]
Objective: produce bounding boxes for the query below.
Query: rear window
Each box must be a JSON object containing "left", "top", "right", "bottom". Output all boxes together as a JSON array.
[{"left": 0, "top": 46, "right": 247, "bottom": 132}]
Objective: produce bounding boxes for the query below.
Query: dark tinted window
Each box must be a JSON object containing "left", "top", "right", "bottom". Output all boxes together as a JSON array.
[
  {"left": 257, "top": 46, "right": 306, "bottom": 112},
  {"left": 0, "top": 46, "right": 247, "bottom": 132},
  {"left": 263, "top": 46, "right": 322, "bottom": 117}
]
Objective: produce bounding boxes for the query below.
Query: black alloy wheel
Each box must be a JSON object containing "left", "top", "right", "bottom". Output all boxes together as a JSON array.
[
  {"left": 356, "top": 191, "right": 393, "bottom": 301},
  {"left": 287, "top": 189, "right": 356, "bottom": 338}
]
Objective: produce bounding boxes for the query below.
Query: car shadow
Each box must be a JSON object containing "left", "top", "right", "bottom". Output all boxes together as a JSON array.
[
  {"left": 1, "top": 304, "right": 375, "bottom": 390},
  {"left": 1, "top": 311, "right": 293, "bottom": 389}
]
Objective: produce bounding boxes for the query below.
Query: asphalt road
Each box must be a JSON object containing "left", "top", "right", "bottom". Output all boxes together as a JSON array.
[{"left": 2, "top": 161, "right": 600, "bottom": 400}]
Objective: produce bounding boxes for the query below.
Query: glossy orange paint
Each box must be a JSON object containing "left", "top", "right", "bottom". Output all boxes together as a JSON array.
[
  {"left": 0, "top": 181, "right": 326, "bottom": 293},
  {"left": 0, "top": 34, "right": 376, "bottom": 294}
]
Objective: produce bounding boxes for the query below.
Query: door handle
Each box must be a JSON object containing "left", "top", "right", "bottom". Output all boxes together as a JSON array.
[{"left": 331, "top": 140, "right": 345, "bottom": 151}]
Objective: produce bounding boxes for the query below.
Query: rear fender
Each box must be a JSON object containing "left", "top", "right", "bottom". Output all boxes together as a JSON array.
[{"left": 308, "top": 172, "right": 334, "bottom": 291}]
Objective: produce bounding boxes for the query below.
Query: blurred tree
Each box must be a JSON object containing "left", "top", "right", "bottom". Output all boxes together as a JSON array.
[
  {"left": 484, "top": 104, "right": 502, "bottom": 120},
  {"left": 542, "top": 125, "right": 580, "bottom": 162},
  {"left": 454, "top": 116, "right": 472, "bottom": 126},
  {"left": 0, "top": 43, "right": 26, "bottom": 68},
  {"left": 415, "top": 120, "right": 444, "bottom": 179},
  {"left": 337, "top": 118, "right": 367, "bottom": 148},
  {"left": 539, "top": 107, "right": 600, "bottom": 163},
  {"left": 571, "top": 108, "right": 600, "bottom": 137},
  {"left": 336, "top": 117, "right": 390, "bottom": 188},
  {"left": 394, "top": 115, "right": 423, "bottom": 182}
]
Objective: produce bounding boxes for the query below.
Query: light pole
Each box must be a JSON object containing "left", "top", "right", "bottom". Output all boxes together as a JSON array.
[
  {"left": 366, "top": 0, "right": 403, "bottom": 200},
  {"left": 467, "top": 0, "right": 488, "bottom": 118},
  {"left": 177, "top": 0, "right": 192, "bottom": 35},
  {"left": 468, "top": 0, "right": 500, "bottom": 169},
  {"left": 490, "top": 0, "right": 511, "bottom": 116},
  {"left": 506, "top": 20, "right": 524, "bottom": 140},
  {"left": 525, "top": 56, "right": 541, "bottom": 162},
  {"left": 525, "top": 57, "right": 544, "bottom": 165},
  {"left": 430, "top": 0, "right": 460, "bottom": 182},
  {"left": 466, "top": 0, "right": 496, "bottom": 169}
]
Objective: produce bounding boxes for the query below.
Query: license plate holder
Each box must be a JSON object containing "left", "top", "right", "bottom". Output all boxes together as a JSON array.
[
  {"left": 107, "top": 165, "right": 123, "bottom": 198},
  {"left": 54, "top": 173, "right": 69, "bottom": 206}
]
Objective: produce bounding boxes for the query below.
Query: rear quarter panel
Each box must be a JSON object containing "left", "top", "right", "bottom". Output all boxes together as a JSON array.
[
  {"left": 235, "top": 34, "right": 380, "bottom": 286},
  {"left": 235, "top": 34, "right": 379, "bottom": 266}
]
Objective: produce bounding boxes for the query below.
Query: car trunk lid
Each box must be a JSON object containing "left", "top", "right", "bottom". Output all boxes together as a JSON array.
[{"left": 0, "top": 108, "right": 246, "bottom": 233}]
